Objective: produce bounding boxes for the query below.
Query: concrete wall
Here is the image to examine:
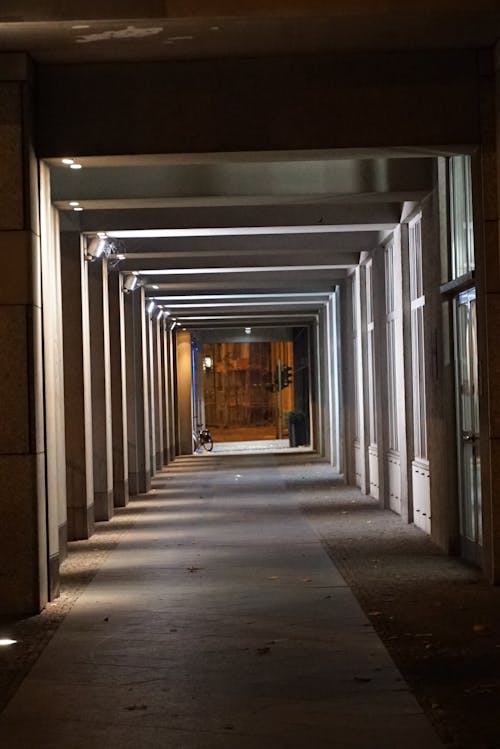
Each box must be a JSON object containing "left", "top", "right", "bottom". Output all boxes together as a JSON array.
[{"left": 36, "top": 52, "right": 481, "bottom": 157}]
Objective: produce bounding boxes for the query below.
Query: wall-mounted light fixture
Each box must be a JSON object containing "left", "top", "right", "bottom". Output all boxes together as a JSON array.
[
  {"left": 123, "top": 273, "right": 140, "bottom": 293},
  {"left": 245, "top": 327, "right": 252, "bottom": 334},
  {"left": 85, "top": 236, "right": 107, "bottom": 262},
  {"left": 203, "top": 356, "right": 213, "bottom": 371}
]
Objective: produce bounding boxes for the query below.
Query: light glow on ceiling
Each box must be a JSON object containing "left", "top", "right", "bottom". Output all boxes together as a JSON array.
[
  {"left": 106, "top": 225, "right": 371, "bottom": 238},
  {"left": 152, "top": 292, "right": 330, "bottom": 301},
  {"left": 139, "top": 265, "right": 348, "bottom": 276},
  {"left": 156, "top": 300, "right": 322, "bottom": 308}
]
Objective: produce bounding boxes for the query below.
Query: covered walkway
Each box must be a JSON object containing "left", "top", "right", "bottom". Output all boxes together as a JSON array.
[{"left": 0, "top": 458, "right": 442, "bottom": 748}]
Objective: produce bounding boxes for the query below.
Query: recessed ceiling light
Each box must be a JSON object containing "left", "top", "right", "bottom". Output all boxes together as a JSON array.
[
  {"left": 61, "top": 158, "right": 74, "bottom": 165},
  {"left": 70, "top": 163, "right": 82, "bottom": 170},
  {"left": 73, "top": 207, "right": 83, "bottom": 212},
  {"left": 69, "top": 201, "right": 79, "bottom": 206}
]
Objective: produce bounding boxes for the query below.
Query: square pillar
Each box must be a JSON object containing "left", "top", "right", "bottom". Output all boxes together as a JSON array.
[
  {"left": 147, "top": 314, "right": 156, "bottom": 478},
  {"left": 176, "top": 329, "right": 193, "bottom": 455},
  {"left": 124, "top": 286, "right": 150, "bottom": 494},
  {"left": 61, "top": 231, "right": 94, "bottom": 540},
  {"left": 0, "top": 55, "right": 51, "bottom": 614},
  {"left": 153, "top": 315, "right": 164, "bottom": 470},
  {"left": 88, "top": 256, "right": 113, "bottom": 521},
  {"left": 160, "top": 317, "right": 171, "bottom": 466},
  {"left": 108, "top": 271, "right": 129, "bottom": 507},
  {"left": 168, "top": 325, "right": 177, "bottom": 461},
  {"left": 40, "top": 164, "right": 67, "bottom": 578},
  {"left": 475, "top": 45, "right": 500, "bottom": 582}
]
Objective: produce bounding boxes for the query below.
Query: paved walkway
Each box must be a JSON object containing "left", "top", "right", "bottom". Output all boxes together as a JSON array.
[
  {"left": 0, "top": 458, "right": 443, "bottom": 748},
  {"left": 202, "top": 438, "right": 312, "bottom": 455}
]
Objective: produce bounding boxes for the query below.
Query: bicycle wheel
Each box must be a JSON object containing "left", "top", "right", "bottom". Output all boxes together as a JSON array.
[{"left": 202, "top": 432, "right": 213, "bottom": 452}]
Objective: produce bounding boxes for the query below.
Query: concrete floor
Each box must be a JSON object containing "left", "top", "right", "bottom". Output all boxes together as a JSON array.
[
  {"left": 202, "top": 438, "right": 312, "bottom": 455},
  {"left": 0, "top": 458, "right": 443, "bottom": 748}
]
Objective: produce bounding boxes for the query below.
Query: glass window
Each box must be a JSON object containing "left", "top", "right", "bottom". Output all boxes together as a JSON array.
[{"left": 449, "top": 155, "right": 475, "bottom": 280}]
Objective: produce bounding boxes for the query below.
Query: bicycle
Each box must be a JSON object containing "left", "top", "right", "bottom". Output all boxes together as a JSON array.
[{"left": 193, "top": 426, "right": 214, "bottom": 452}]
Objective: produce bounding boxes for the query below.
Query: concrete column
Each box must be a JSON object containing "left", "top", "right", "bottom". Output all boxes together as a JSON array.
[
  {"left": 475, "top": 46, "right": 500, "bottom": 581},
  {"left": 88, "top": 256, "right": 113, "bottom": 521},
  {"left": 169, "top": 326, "right": 177, "bottom": 460},
  {"left": 0, "top": 55, "right": 49, "bottom": 615},
  {"left": 355, "top": 264, "right": 370, "bottom": 494},
  {"left": 108, "top": 271, "right": 129, "bottom": 507},
  {"left": 160, "top": 318, "right": 170, "bottom": 465},
  {"left": 372, "top": 246, "right": 388, "bottom": 510},
  {"left": 421, "top": 183, "right": 459, "bottom": 552},
  {"left": 316, "top": 306, "right": 329, "bottom": 458},
  {"left": 399, "top": 225, "right": 414, "bottom": 524},
  {"left": 393, "top": 227, "right": 410, "bottom": 522},
  {"left": 141, "top": 288, "right": 151, "bottom": 488},
  {"left": 61, "top": 232, "right": 94, "bottom": 540},
  {"left": 340, "top": 278, "right": 356, "bottom": 486},
  {"left": 176, "top": 329, "right": 193, "bottom": 455},
  {"left": 124, "top": 290, "right": 139, "bottom": 495},
  {"left": 333, "top": 290, "right": 343, "bottom": 473},
  {"left": 124, "top": 286, "right": 150, "bottom": 493},
  {"left": 147, "top": 314, "right": 157, "bottom": 477},
  {"left": 153, "top": 315, "right": 164, "bottom": 470},
  {"left": 40, "top": 165, "right": 67, "bottom": 580}
]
